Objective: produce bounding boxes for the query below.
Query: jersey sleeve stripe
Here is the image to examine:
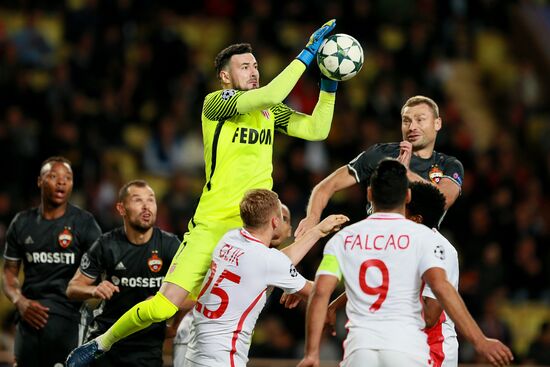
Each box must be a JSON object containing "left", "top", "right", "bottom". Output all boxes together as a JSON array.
[
  {"left": 205, "top": 120, "right": 226, "bottom": 191},
  {"left": 346, "top": 151, "right": 365, "bottom": 183},
  {"left": 272, "top": 104, "right": 293, "bottom": 133},
  {"left": 2, "top": 255, "right": 21, "bottom": 261},
  {"left": 203, "top": 92, "right": 242, "bottom": 121},
  {"left": 80, "top": 268, "right": 97, "bottom": 279},
  {"left": 347, "top": 164, "right": 360, "bottom": 183}
]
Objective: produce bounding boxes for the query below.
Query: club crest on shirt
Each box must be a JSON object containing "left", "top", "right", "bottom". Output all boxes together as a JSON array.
[
  {"left": 147, "top": 251, "right": 163, "bottom": 273},
  {"left": 429, "top": 165, "right": 443, "bottom": 184},
  {"left": 58, "top": 227, "right": 73, "bottom": 249}
]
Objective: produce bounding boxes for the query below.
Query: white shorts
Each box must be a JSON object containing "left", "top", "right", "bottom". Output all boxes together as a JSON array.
[
  {"left": 173, "top": 343, "right": 187, "bottom": 367},
  {"left": 342, "top": 349, "right": 429, "bottom": 367},
  {"left": 441, "top": 337, "right": 458, "bottom": 367}
]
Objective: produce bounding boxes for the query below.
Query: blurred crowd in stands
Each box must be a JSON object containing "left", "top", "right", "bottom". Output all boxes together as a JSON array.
[{"left": 0, "top": 0, "right": 549, "bottom": 365}]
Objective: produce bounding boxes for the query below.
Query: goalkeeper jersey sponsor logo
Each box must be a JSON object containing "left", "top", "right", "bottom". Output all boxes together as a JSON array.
[{"left": 231, "top": 127, "right": 272, "bottom": 145}]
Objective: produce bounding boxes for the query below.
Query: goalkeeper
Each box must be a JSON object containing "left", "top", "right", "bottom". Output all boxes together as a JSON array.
[{"left": 67, "top": 19, "right": 338, "bottom": 366}]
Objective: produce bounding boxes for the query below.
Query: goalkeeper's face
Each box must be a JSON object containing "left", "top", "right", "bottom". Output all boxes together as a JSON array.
[
  {"left": 401, "top": 103, "right": 441, "bottom": 151},
  {"left": 224, "top": 53, "right": 260, "bottom": 91}
]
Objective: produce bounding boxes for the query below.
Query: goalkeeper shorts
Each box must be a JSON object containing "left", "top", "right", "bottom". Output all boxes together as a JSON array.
[{"left": 164, "top": 216, "right": 242, "bottom": 298}]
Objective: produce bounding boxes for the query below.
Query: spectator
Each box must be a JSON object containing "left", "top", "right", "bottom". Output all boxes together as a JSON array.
[{"left": 525, "top": 321, "right": 550, "bottom": 365}]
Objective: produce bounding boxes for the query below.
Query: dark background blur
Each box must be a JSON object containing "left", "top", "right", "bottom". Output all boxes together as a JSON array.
[{"left": 0, "top": 0, "right": 549, "bottom": 365}]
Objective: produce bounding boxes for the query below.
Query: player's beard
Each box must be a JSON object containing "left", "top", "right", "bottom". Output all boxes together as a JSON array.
[
  {"left": 410, "top": 137, "right": 429, "bottom": 152},
  {"left": 128, "top": 214, "right": 156, "bottom": 233}
]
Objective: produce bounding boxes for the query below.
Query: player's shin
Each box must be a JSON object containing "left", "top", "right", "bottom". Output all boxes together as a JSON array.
[{"left": 97, "top": 292, "right": 179, "bottom": 350}]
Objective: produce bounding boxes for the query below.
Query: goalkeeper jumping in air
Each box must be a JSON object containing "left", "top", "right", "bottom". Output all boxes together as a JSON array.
[{"left": 67, "top": 19, "right": 338, "bottom": 366}]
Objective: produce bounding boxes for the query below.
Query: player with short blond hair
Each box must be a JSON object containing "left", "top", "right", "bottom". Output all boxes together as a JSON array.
[
  {"left": 172, "top": 202, "right": 292, "bottom": 367},
  {"left": 184, "top": 189, "right": 347, "bottom": 367}
]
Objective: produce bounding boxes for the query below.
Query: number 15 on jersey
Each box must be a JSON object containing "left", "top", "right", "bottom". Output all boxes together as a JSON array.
[{"left": 196, "top": 261, "right": 241, "bottom": 319}]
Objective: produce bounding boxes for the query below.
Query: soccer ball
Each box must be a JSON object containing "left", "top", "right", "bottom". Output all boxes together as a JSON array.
[{"left": 317, "top": 34, "right": 364, "bottom": 81}]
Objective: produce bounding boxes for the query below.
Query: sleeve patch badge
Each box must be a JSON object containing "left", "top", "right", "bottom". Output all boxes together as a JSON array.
[
  {"left": 452, "top": 172, "right": 463, "bottom": 185},
  {"left": 289, "top": 264, "right": 298, "bottom": 277},
  {"left": 81, "top": 253, "right": 90, "bottom": 269},
  {"left": 221, "top": 89, "right": 236, "bottom": 100},
  {"left": 434, "top": 245, "right": 446, "bottom": 260}
]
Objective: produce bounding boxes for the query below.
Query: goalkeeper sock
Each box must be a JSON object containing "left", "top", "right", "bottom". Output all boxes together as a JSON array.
[{"left": 96, "top": 292, "right": 179, "bottom": 350}]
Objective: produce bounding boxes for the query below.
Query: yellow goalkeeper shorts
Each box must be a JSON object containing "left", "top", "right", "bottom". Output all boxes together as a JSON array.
[{"left": 163, "top": 216, "right": 242, "bottom": 298}]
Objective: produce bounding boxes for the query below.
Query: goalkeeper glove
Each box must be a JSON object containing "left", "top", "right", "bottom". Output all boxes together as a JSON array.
[
  {"left": 320, "top": 76, "right": 338, "bottom": 93},
  {"left": 296, "top": 19, "right": 336, "bottom": 67}
]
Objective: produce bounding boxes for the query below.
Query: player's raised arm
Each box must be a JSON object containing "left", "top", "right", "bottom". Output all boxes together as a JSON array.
[
  {"left": 240, "top": 18, "right": 335, "bottom": 111},
  {"left": 295, "top": 166, "right": 356, "bottom": 237},
  {"left": 281, "top": 214, "right": 348, "bottom": 265},
  {"left": 272, "top": 81, "right": 336, "bottom": 141},
  {"left": 203, "top": 20, "right": 336, "bottom": 122}
]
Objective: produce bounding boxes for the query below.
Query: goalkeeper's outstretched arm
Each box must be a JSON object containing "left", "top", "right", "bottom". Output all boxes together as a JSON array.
[
  {"left": 235, "top": 19, "right": 336, "bottom": 114},
  {"left": 285, "top": 90, "right": 336, "bottom": 141},
  {"left": 235, "top": 60, "right": 307, "bottom": 113}
]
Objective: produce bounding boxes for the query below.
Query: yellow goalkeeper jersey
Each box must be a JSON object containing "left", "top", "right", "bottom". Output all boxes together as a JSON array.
[
  {"left": 191, "top": 59, "right": 336, "bottom": 223},
  {"left": 194, "top": 89, "right": 293, "bottom": 220}
]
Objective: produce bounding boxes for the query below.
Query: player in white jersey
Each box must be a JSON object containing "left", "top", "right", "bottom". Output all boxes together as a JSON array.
[
  {"left": 298, "top": 159, "right": 513, "bottom": 367},
  {"left": 184, "top": 190, "right": 348, "bottom": 367},
  {"left": 173, "top": 204, "right": 293, "bottom": 367},
  {"left": 324, "top": 181, "right": 460, "bottom": 366},
  {"left": 405, "top": 182, "right": 459, "bottom": 367}
]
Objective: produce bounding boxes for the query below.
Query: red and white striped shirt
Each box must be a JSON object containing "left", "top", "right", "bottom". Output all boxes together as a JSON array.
[{"left": 186, "top": 228, "right": 306, "bottom": 367}]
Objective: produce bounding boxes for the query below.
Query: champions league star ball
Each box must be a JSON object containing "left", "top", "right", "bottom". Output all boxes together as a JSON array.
[{"left": 317, "top": 33, "right": 364, "bottom": 81}]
